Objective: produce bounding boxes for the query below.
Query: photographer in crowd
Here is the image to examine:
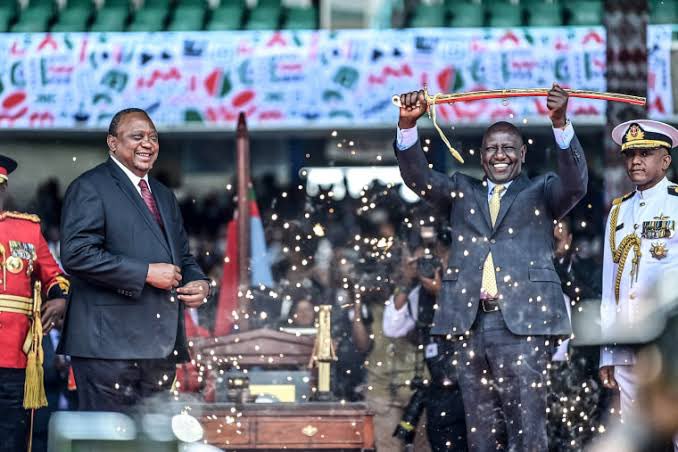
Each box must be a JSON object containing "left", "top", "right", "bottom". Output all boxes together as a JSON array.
[
  {"left": 383, "top": 226, "right": 466, "bottom": 452},
  {"left": 365, "top": 244, "right": 430, "bottom": 452},
  {"left": 322, "top": 249, "right": 374, "bottom": 402}
]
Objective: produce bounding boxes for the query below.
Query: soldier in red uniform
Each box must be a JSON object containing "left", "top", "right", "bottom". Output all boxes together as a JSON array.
[{"left": 0, "top": 155, "right": 68, "bottom": 452}]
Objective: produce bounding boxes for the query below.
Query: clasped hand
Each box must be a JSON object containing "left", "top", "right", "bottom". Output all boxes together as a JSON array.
[{"left": 146, "top": 263, "right": 209, "bottom": 307}]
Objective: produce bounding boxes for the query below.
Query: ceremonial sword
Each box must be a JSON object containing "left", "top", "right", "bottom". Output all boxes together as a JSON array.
[{"left": 391, "top": 86, "right": 647, "bottom": 164}]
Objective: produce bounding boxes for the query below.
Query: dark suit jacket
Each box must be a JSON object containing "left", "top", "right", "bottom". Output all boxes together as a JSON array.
[
  {"left": 58, "top": 158, "right": 206, "bottom": 361},
  {"left": 396, "top": 136, "right": 587, "bottom": 336}
]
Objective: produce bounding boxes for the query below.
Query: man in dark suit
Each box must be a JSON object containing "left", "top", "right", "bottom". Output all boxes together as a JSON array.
[
  {"left": 59, "top": 108, "right": 210, "bottom": 412},
  {"left": 395, "top": 85, "right": 587, "bottom": 450}
]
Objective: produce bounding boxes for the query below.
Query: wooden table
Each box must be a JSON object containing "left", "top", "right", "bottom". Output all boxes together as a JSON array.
[{"left": 194, "top": 402, "right": 374, "bottom": 451}]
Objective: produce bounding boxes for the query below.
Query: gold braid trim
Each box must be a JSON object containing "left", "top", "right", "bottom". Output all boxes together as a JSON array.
[
  {"left": 608, "top": 200, "right": 641, "bottom": 305},
  {"left": 47, "top": 275, "right": 70, "bottom": 296},
  {"left": 430, "top": 91, "right": 465, "bottom": 164},
  {"left": 3, "top": 211, "right": 40, "bottom": 223},
  {"left": 612, "top": 235, "right": 641, "bottom": 304},
  {"left": 608, "top": 204, "right": 621, "bottom": 256},
  {"left": 24, "top": 281, "right": 47, "bottom": 409}
]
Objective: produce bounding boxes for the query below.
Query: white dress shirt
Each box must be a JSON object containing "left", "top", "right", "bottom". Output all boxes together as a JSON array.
[
  {"left": 382, "top": 285, "right": 420, "bottom": 338},
  {"left": 110, "top": 154, "right": 151, "bottom": 196}
]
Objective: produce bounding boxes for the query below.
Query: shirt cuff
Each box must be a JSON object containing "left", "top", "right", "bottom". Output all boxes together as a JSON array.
[
  {"left": 396, "top": 125, "right": 419, "bottom": 151},
  {"left": 552, "top": 120, "right": 574, "bottom": 150}
]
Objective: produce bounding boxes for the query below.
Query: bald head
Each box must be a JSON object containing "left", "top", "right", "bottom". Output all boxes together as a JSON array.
[{"left": 482, "top": 121, "right": 524, "bottom": 147}]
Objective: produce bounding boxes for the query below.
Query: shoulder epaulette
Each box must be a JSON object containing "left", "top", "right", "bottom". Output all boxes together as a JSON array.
[
  {"left": 612, "top": 191, "right": 635, "bottom": 206},
  {"left": 668, "top": 185, "right": 678, "bottom": 197},
  {"left": 4, "top": 211, "right": 41, "bottom": 223}
]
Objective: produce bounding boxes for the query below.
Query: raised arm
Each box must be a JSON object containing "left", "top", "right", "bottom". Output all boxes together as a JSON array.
[
  {"left": 544, "top": 84, "right": 588, "bottom": 219},
  {"left": 394, "top": 90, "right": 457, "bottom": 211}
]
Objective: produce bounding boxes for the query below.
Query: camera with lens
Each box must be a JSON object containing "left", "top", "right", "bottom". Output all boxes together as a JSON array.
[
  {"left": 416, "top": 254, "right": 441, "bottom": 280},
  {"left": 392, "top": 376, "right": 429, "bottom": 445}
]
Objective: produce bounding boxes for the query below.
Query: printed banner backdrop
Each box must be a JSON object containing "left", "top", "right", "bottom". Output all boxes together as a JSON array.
[
  {"left": 0, "top": 26, "right": 665, "bottom": 130},
  {"left": 647, "top": 25, "right": 674, "bottom": 119}
]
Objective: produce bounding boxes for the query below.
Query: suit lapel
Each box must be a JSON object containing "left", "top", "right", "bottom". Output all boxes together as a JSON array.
[
  {"left": 473, "top": 179, "right": 492, "bottom": 232},
  {"left": 150, "top": 179, "right": 178, "bottom": 264},
  {"left": 106, "top": 159, "right": 171, "bottom": 255},
  {"left": 493, "top": 171, "right": 529, "bottom": 232}
]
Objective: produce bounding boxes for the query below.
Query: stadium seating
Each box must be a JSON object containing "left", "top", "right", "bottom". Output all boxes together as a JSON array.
[
  {"left": 67, "top": 0, "right": 93, "bottom": 7},
  {"left": 102, "top": 0, "right": 130, "bottom": 7},
  {"left": 447, "top": 2, "right": 484, "bottom": 27},
  {"left": 565, "top": 0, "right": 603, "bottom": 26},
  {"left": 168, "top": 4, "right": 206, "bottom": 31},
  {"left": 11, "top": 1, "right": 54, "bottom": 32},
  {"left": 282, "top": 6, "right": 317, "bottom": 30},
  {"left": 488, "top": 3, "right": 522, "bottom": 27},
  {"left": 258, "top": 0, "right": 283, "bottom": 9},
  {"left": 0, "top": 2, "right": 17, "bottom": 32},
  {"left": 144, "top": 0, "right": 172, "bottom": 8},
  {"left": 127, "top": 5, "right": 168, "bottom": 32},
  {"left": 0, "top": 0, "right": 665, "bottom": 33},
  {"left": 526, "top": 2, "right": 562, "bottom": 26},
  {"left": 410, "top": 3, "right": 446, "bottom": 28},
  {"left": 90, "top": 9, "right": 128, "bottom": 32},
  {"left": 52, "top": 4, "right": 92, "bottom": 32},
  {"left": 245, "top": 5, "right": 281, "bottom": 30},
  {"left": 206, "top": 3, "right": 244, "bottom": 30},
  {"left": 650, "top": 0, "right": 678, "bottom": 24}
]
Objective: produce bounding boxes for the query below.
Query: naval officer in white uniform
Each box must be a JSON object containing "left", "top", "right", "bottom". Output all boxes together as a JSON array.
[{"left": 600, "top": 119, "right": 678, "bottom": 449}]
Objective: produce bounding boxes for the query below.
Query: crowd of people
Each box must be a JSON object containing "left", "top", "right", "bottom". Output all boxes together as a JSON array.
[{"left": 13, "top": 147, "right": 611, "bottom": 451}]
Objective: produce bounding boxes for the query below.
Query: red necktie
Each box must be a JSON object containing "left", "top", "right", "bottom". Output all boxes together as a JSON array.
[{"left": 138, "top": 179, "right": 163, "bottom": 227}]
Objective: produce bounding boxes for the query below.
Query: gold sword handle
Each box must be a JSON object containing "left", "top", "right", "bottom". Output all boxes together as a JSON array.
[{"left": 391, "top": 84, "right": 465, "bottom": 164}]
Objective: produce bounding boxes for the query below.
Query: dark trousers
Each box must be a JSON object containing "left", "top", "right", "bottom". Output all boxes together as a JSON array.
[
  {"left": 424, "top": 337, "right": 467, "bottom": 452},
  {"left": 71, "top": 357, "right": 176, "bottom": 412},
  {"left": 453, "top": 310, "right": 551, "bottom": 452},
  {"left": 425, "top": 386, "right": 467, "bottom": 452},
  {"left": 0, "top": 368, "right": 29, "bottom": 452}
]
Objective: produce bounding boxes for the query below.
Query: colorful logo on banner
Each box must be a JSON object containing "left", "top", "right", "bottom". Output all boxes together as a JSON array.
[{"left": 0, "top": 27, "right": 655, "bottom": 130}]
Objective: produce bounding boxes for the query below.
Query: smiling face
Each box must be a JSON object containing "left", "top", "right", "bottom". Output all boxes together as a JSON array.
[
  {"left": 480, "top": 123, "right": 526, "bottom": 184},
  {"left": 107, "top": 112, "right": 159, "bottom": 177},
  {"left": 622, "top": 147, "right": 671, "bottom": 191}
]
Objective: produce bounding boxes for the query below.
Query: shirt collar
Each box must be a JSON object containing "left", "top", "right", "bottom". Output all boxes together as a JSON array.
[
  {"left": 110, "top": 154, "right": 149, "bottom": 191},
  {"left": 486, "top": 178, "right": 513, "bottom": 194},
  {"left": 636, "top": 176, "right": 669, "bottom": 201}
]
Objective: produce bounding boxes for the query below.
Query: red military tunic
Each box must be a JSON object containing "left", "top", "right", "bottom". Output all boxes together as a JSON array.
[{"left": 0, "top": 211, "right": 69, "bottom": 369}]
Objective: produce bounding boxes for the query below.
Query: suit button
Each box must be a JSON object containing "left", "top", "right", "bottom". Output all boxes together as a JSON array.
[
  {"left": 630, "top": 292, "right": 636, "bottom": 300},
  {"left": 490, "top": 239, "right": 496, "bottom": 244}
]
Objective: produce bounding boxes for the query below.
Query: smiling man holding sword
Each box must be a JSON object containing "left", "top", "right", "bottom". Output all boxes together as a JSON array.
[{"left": 394, "top": 84, "right": 588, "bottom": 450}]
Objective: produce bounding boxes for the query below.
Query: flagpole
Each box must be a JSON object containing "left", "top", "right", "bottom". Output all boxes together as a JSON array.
[{"left": 236, "top": 112, "right": 250, "bottom": 332}]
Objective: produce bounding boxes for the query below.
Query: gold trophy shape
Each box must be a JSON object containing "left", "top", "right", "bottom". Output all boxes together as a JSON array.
[{"left": 309, "top": 305, "right": 336, "bottom": 401}]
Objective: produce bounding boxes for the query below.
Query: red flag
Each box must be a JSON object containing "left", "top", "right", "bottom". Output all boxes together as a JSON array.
[
  {"left": 213, "top": 219, "right": 239, "bottom": 336},
  {"left": 213, "top": 190, "right": 272, "bottom": 336},
  {"left": 184, "top": 309, "right": 211, "bottom": 338}
]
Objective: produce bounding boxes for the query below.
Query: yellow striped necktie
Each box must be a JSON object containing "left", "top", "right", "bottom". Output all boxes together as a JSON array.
[{"left": 481, "top": 184, "right": 505, "bottom": 298}]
